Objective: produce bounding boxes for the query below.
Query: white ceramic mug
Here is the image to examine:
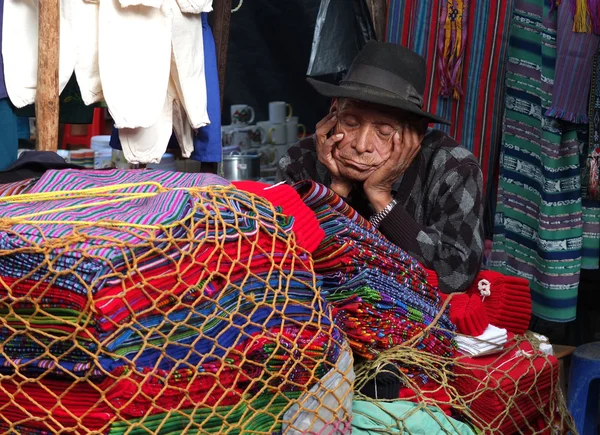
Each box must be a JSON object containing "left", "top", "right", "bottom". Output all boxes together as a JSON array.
[
  {"left": 267, "top": 123, "right": 287, "bottom": 145},
  {"left": 257, "top": 121, "right": 271, "bottom": 132},
  {"left": 230, "top": 104, "right": 255, "bottom": 125},
  {"left": 286, "top": 116, "right": 307, "bottom": 142},
  {"left": 259, "top": 143, "right": 291, "bottom": 167},
  {"left": 222, "top": 125, "right": 251, "bottom": 149},
  {"left": 269, "top": 101, "right": 293, "bottom": 124},
  {"left": 258, "top": 144, "right": 277, "bottom": 167},
  {"left": 247, "top": 125, "right": 268, "bottom": 147}
]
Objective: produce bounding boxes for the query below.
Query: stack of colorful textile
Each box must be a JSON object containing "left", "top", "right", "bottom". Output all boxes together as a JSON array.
[
  {"left": 451, "top": 337, "right": 560, "bottom": 433},
  {"left": 0, "top": 170, "right": 351, "bottom": 434},
  {"left": 293, "top": 181, "right": 456, "bottom": 361}
]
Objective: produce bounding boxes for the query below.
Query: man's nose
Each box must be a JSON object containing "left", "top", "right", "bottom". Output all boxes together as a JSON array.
[{"left": 352, "top": 128, "right": 373, "bottom": 154}]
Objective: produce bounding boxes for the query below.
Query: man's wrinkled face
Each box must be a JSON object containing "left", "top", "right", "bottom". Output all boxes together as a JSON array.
[{"left": 332, "top": 99, "right": 404, "bottom": 182}]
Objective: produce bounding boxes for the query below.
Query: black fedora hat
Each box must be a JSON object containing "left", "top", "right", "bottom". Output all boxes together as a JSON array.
[{"left": 307, "top": 41, "right": 451, "bottom": 126}]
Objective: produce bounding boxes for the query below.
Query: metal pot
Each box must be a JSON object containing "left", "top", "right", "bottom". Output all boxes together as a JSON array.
[{"left": 222, "top": 151, "right": 262, "bottom": 181}]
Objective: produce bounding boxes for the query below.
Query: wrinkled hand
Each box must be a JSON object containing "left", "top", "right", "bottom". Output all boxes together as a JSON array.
[
  {"left": 364, "top": 126, "right": 421, "bottom": 211},
  {"left": 315, "top": 111, "right": 352, "bottom": 197}
]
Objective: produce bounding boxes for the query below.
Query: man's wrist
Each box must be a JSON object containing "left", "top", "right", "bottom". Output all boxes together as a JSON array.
[
  {"left": 330, "top": 179, "right": 352, "bottom": 198},
  {"left": 368, "top": 191, "right": 394, "bottom": 213}
]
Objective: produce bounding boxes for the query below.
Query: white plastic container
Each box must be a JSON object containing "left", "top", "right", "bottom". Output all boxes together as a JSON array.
[
  {"left": 91, "top": 135, "right": 111, "bottom": 151},
  {"left": 91, "top": 135, "right": 113, "bottom": 169}
]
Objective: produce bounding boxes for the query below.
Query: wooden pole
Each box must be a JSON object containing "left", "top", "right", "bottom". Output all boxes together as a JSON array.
[
  {"left": 36, "top": 0, "right": 60, "bottom": 152},
  {"left": 205, "top": 0, "right": 232, "bottom": 175},
  {"left": 210, "top": 0, "right": 232, "bottom": 108}
]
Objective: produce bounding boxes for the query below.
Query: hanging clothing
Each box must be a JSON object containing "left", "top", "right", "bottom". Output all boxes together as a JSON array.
[
  {"left": 490, "top": 0, "right": 594, "bottom": 322},
  {"left": 3, "top": 0, "right": 213, "bottom": 165},
  {"left": 2, "top": 0, "right": 76, "bottom": 108},
  {"left": 0, "top": 0, "right": 8, "bottom": 100},
  {"left": 0, "top": 99, "right": 17, "bottom": 171},
  {"left": 110, "top": 11, "right": 222, "bottom": 163},
  {"left": 116, "top": 77, "right": 194, "bottom": 164},
  {"left": 191, "top": 12, "right": 222, "bottom": 163},
  {"left": 586, "top": 48, "right": 600, "bottom": 201},
  {"left": 15, "top": 74, "right": 96, "bottom": 125},
  {"left": 544, "top": 3, "right": 600, "bottom": 123},
  {"left": 0, "top": 0, "right": 16, "bottom": 171},
  {"left": 583, "top": 50, "right": 600, "bottom": 268},
  {"left": 66, "top": 0, "right": 103, "bottom": 106},
  {"left": 98, "top": 0, "right": 172, "bottom": 129},
  {"left": 386, "top": 0, "right": 514, "bottom": 194},
  {"left": 583, "top": 200, "right": 600, "bottom": 269},
  {"left": 102, "top": 0, "right": 212, "bottom": 164}
]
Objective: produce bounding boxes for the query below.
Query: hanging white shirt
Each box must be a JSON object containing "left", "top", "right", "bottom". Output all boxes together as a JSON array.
[
  {"left": 169, "top": 0, "right": 210, "bottom": 129},
  {"left": 64, "top": 0, "right": 103, "bottom": 106},
  {"left": 2, "top": 0, "right": 75, "bottom": 108},
  {"left": 118, "top": 76, "right": 193, "bottom": 164},
  {"left": 98, "top": 0, "right": 172, "bottom": 129}
]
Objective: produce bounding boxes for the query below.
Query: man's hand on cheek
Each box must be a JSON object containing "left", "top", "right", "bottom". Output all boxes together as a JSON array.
[
  {"left": 364, "top": 126, "right": 421, "bottom": 212},
  {"left": 315, "top": 112, "right": 353, "bottom": 197}
]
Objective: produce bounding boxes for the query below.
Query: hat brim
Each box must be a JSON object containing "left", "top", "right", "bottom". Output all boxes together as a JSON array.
[{"left": 307, "top": 78, "right": 451, "bottom": 126}]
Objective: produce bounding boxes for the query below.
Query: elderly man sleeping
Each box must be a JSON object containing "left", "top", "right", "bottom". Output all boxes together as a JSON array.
[{"left": 277, "top": 41, "right": 484, "bottom": 293}]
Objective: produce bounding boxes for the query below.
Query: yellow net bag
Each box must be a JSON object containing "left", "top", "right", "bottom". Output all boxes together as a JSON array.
[
  {"left": 0, "top": 171, "right": 577, "bottom": 435},
  {"left": 0, "top": 171, "right": 353, "bottom": 434}
]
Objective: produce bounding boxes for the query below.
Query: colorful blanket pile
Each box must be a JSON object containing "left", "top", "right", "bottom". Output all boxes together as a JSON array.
[
  {"left": 0, "top": 170, "right": 349, "bottom": 434},
  {"left": 293, "top": 181, "right": 456, "bottom": 361}
]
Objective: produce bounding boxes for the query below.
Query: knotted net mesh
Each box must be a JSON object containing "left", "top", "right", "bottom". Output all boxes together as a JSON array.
[
  {"left": 0, "top": 176, "right": 352, "bottom": 434},
  {"left": 0, "top": 171, "right": 577, "bottom": 434}
]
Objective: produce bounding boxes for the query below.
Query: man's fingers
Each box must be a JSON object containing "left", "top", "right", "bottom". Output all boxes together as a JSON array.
[
  {"left": 316, "top": 112, "right": 337, "bottom": 133},
  {"left": 318, "top": 133, "right": 344, "bottom": 174},
  {"left": 392, "top": 131, "right": 403, "bottom": 157},
  {"left": 404, "top": 127, "right": 421, "bottom": 161},
  {"left": 323, "top": 133, "right": 344, "bottom": 153}
]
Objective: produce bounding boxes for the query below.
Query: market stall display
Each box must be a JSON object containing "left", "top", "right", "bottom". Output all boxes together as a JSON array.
[
  {"left": 0, "top": 169, "right": 353, "bottom": 434},
  {"left": 0, "top": 171, "right": 577, "bottom": 434}
]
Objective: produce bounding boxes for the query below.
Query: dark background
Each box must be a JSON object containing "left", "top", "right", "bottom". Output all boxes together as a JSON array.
[{"left": 222, "top": 0, "right": 330, "bottom": 131}]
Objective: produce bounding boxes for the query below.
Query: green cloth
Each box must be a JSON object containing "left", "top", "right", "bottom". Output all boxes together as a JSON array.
[
  {"left": 352, "top": 400, "right": 476, "bottom": 435},
  {"left": 108, "top": 392, "right": 301, "bottom": 435},
  {"left": 0, "top": 98, "right": 18, "bottom": 171},
  {"left": 489, "top": 0, "right": 597, "bottom": 322}
]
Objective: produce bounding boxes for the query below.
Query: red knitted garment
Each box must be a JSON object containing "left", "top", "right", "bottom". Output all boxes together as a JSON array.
[
  {"left": 428, "top": 269, "right": 532, "bottom": 335},
  {"left": 233, "top": 181, "right": 325, "bottom": 253},
  {"left": 452, "top": 338, "right": 559, "bottom": 433}
]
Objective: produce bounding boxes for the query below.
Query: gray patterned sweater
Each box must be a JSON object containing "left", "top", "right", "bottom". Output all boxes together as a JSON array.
[{"left": 276, "top": 129, "right": 484, "bottom": 293}]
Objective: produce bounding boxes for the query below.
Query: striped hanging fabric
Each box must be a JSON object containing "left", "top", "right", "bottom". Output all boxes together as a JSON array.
[
  {"left": 386, "top": 0, "right": 515, "bottom": 201},
  {"left": 437, "top": 0, "right": 469, "bottom": 98},
  {"left": 587, "top": 48, "right": 600, "bottom": 200},
  {"left": 561, "top": 0, "right": 600, "bottom": 33}
]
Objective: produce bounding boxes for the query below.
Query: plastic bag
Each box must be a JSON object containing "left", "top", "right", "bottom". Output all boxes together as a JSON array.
[{"left": 307, "top": 0, "right": 375, "bottom": 77}]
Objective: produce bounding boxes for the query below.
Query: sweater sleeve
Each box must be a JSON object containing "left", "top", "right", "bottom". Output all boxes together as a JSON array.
[{"left": 378, "top": 162, "right": 484, "bottom": 293}]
